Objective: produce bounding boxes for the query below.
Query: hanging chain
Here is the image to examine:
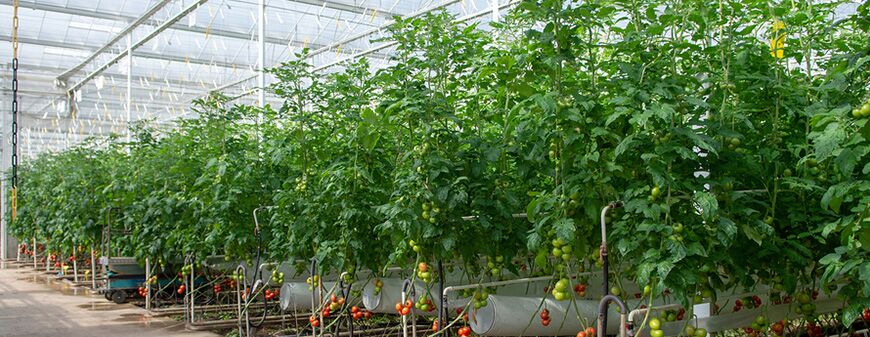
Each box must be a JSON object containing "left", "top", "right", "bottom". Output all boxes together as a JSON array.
[{"left": 11, "top": 0, "right": 20, "bottom": 221}]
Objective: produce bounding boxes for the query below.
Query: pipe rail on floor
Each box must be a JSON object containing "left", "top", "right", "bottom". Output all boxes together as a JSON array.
[
  {"left": 401, "top": 278, "right": 419, "bottom": 337},
  {"left": 597, "top": 294, "right": 628, "bottom": 337},
  {"left": 599, "top": 201, "right": 623, "bottom": 332},
  {"left": 236, "top": 263, "right": 251, "bottom": 337}
]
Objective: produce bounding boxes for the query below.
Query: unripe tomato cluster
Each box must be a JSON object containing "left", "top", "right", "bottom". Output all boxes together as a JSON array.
[
  {"left": 417, "top": 262, "right": 434, "bottom": 283},
  {"left": 373, "top": 278, "right": 384, "bottom": 295},
  {"left": 793, "top": 292, "right": 816, "bottom": 316},
  {"left": 486, "top": 256, "right": 505, "bottom": 276},
  {"left": 548, "top": 140, "right": 560, "bottom": 162},
  {"left": 458, "top": 288, "right": 492, "bottom": 309},
  {"left": 550, "top": 238, "right": 573, "bottom": 262},
  {"left": 414, "top": 293, "right": 436, "bottom": 312},
  {"left": 271, "top": 269, "right": 285, "bottom": 284},
  {"left": 231, "top": 270, "right": 245, "bottom": 282},
  {"left": 180, "top": 264, "right": 193, "bottom": 276},
  {"left": 681, "top": 324, "right": 705, "bottom": 337},
  {"left": 146, "top": 275, "right": 158, "bottom": 285},
  {"left": 851, "top": 98, "right": 870, "bottom": 118},
  {"left": 305, "top": 275, "right": 320, "bottom": 291},
  {"left": 748, "top": 315, "right": 768, "bottom": 332},
  {"left": 420, "top": 201, "right": 441, "bottom": 225},
  {"left": 551, "top": 278, "right": 571, "bottom": 301},
  {"left": 293, "top": 176, "right": 307, "bottom": 192},
  {"left": 408, "top": 240, "right": 423, "bottom": 254}
]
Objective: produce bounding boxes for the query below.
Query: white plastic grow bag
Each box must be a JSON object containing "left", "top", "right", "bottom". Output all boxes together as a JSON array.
[
  {"left": 470, "top": 294, "right": 643, "bottom": 336},
  {"left": 279, "top": 281, "right": 338, "bottom": 311}
]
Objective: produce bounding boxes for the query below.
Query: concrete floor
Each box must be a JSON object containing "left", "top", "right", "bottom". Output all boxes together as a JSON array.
[{"left": 0, "top": 261, "right": 220, "bottom": 337}]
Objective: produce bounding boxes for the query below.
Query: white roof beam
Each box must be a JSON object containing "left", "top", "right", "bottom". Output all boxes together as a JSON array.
[
  {"left": 67, "top": 0, "right": 210, "bottom": 95},
  {"left": 56, "top": 0, "right": 173, "bottom": 81},
  {"left": 1, "top": 35, "right": 249, "bottom": 71}
]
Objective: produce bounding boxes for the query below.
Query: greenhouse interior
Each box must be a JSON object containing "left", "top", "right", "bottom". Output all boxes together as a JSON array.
[{"left": 0, "top": 0, "right": 869, "bottom": 337}]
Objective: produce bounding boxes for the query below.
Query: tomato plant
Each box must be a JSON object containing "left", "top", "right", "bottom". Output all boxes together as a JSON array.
[{"left": 8, "top": 0, "right": 870, "bottom": 326}]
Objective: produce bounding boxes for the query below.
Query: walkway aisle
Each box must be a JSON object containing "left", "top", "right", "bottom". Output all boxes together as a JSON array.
[{"left": 0, "top": 262, "right": 219, "bottom": 337}]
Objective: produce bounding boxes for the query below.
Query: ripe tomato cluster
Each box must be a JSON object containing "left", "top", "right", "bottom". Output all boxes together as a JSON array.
[
  {"left": 177, "top": 284, "right": 186, "bottom": 295},
  {"left": 805, "top": 322, "right": 823, "bottom": 337},
  {"left": 539, "top": 308, "right": 551, "bottom": 326},
  {"left": 264, "top": 288, "right": 279, "bottom": 301},
  {"left": 137, "top": 286, "right": 148, "bottom": 297},
  {"left": 457, "top": 326, "right": 472, "bottom": 337},
  {"left": 770, "top": 320, "right": 785, "bottom": 336},
  {"left": 574, "top": 283, "right": 588, "bottom": 297},
  {"left": 350, "top": 306, "right": 373, "bottom": 320},
  {"left": 395, "top": 299, "right": 413, "bottom": 316},
  {"left": 575, "top": 327, "right": 595, "bottom": 337}
]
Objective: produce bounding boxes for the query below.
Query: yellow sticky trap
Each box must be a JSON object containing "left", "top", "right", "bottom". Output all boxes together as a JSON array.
[
  {"left": 769, "top": 20, "right": 786, "bottom": 59},
  {"left": 10, "top": 187, "right": 16, "bottom": 221}
]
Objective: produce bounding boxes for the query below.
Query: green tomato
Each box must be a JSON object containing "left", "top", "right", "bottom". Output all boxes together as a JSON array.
[
  {"left": 651, "top": 330, "right": 664, "bottom": 337},
  {"left": 554, "top": 291, "right": 568, "bottom": 301},
  {"left": 694, "top": 328, "right": 707, "bottom": 337},
  {"left": 643, "top": 285, "right": 652, "bottom": 296},
  {"left": 685, "top": 326, "right": 695, "bottom": 337},
  {"left": 852, "top": 109, "right": 862, "bottom": 118},
  {"left": 561, "top": 245, "right": 573, "bottom": 254},
  {"left": 535, "top": 250, "right": 549, "bottom": 267},
  {"left": 552, "top": 247, "right": 563, "bottom": 258},
  {"left": 651, "top": 186, "right": 661, "bottom": 198},
  {"left": 701, "top": 289, "right": 714, "bottom": 298},
  {"left": 755, "top": 315, "right": 766, "bottom": 325},
  {"left": 861, "top": 103, "right": 870, "bottom": 116},
  {"left": 649, "top": 318, "right": 662, "bottom": 330},
  {"left": 555, "top": 279, "right": 569, "bottom": 292},
  {"left": 610, "top": 286, "right": 621, "bottom": 296},
  {"left": 797, "top": 293, "right": 811, "bottom": 304}
]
